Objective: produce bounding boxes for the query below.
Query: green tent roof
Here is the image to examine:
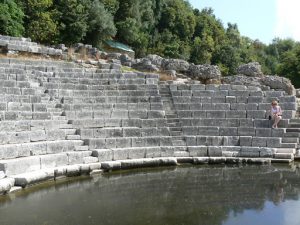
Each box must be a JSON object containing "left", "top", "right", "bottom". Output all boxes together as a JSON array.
[{"left": 105, "top": 40, "right": 134, "bottom": 53}]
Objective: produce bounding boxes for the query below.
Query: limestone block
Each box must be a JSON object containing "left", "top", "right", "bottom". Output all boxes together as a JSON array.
[
  {"left": 0, "top": 156, "right": 41, "bottom": 176},
  {"left": 230, "top": 103, "right": 245, "bottom": 110},
  {"left": 148, "top": 111, "right": 165, "bottom": 118},
  {"left": 131, "top": 137, "right": 145, "bottom": 147},
  {"left": 174, "top": 151, "right": 189, "bottom": 157},
  {"left": 197, "top": 136, "right": 210, "bottom": 145},
  {"left": 226, "top": 111, "right": 246, "bottom": 118},
  {"left": 123, "top": 128, "right": 141, "bottom": 137},
  {"left": 238, "top": 127, "right": 255, "bottom": 136},
  {"left": 40, "top": 153, "right": 68, "bottom": 169},
  {"left": 245, "top": 103, "right": 258, "bottom": 110},
  {"left": 255, "top": 128, "right": 271, "bottom": 137},
  {"left": 47, "top": 140, "right": 68, "bottom": 154},
  {"left": 13, "top": 169, "right": 54, "bottom": 188},
  {"left": 198, "top": 127, "right": 219, "bottom": 136},
  {"left": 65, "top": 165, "right": 81, "bottom": 176},
  {"left": 240, "top": 136, "right": 252, "bottom": 146},
  {"left": 248, "top": 96, "right": 263, "bottom": 103},
  {"left": 105, "top": 128, "right": 123, "bottom": 138},
  {"left": 239, "top": 147, "right": 260, "bottom": 157},
  {"left": 207, "top": 111, "right": 226, "bottom": 118},
  {"left": 219, "top": 84, "right": 231, "bottom": 90},
  {"left": 182, "top": 127, "right": 198, "bottom": 135},
  {"left": 160, "top": 147, "right": 175, "bottom": 157},
  {"left": 129, "top": 111, "right": 148, "bottom": 119},
  {"left": 0, "top": 145, "right": 18, "bottom": 159},
  {"left": 9, "top": 132, "right": 30, "bottom": 144},
  {"left": 185, "top": 136, "right": 197, "bottom": 146},
  {"left": 271, "top": 128, "right": 285, "bottom": 137},
  {"left": 112, "top": 149, "right": 129, "bottom": 160},
  {"left": 258, "top": 103, "right": 271, "bottom": 110},
  {"left": 67, "top": 151, "right": 92, "bottom": 164},
  {"left": 259, "top": 147, "right": 275, "bottom": 157},
  {"left": 193, "top": 111, "right": 206, "bottom": 118},
  {"left": 279, "top": 96, "right": 296, "bottom": 103},
  {"left": 212, "top": 97, "right": 227, "bottom": 104},
  {"left": 145, "top": 147, "right": 161, "bottom": 158},
  {"left": 208, "top": 145, "right": 223, "bottom": 155},
  {"left": 209, "top": 136, "right": 224, "bottom": 146},
  {"left": 282, "top": 110, "right": 296, "bottom": 119},
  {"left": 223, "top": 136, "right": 239, "bottom": 146},
  {"left": 128, "top": 148, "right": 146, "bottom": 159},
  {"left": 266, "top": 138, "right": 281, "bottom": 148},
  {"left": 281, "top": 102, "right": 297, "bottom": 110},
  {"left": 32, "top": 112, "right": 51, "bottom": 120},
  {"left": 86, "top": 138, "right": 105, "bottom": 149},
  {"left": 219, "top": 127, "right": 237, "bottom": 136},
  {"left": 252, "top": 137, "right": 267, "bottom": 147},
  {"left": 247, "top": 110, "right": 266, "bottom": 119},
  {"left": 253, "top": 119, "right": 270, "bottom": 128},
  {"left": 101, "top": 161, "right": 121, "bottom": 171},
  {"left": 0, "top": 178, "right": 15, "bottom": 194},
  {"left": 116, "top": 138, "right": 132, "bottom": 148},
  {"left": 92, "top": 149, "right": 113, "bottom": 162},
  {"left": 46, "top": 129, "right": 66, "bottom": 141},
  {"left": 188, "top": 146, "right": 208, "bottom": 157},
  {"left": 105, "top": 138, "right": 116, "bottom": 148},
  {"left": 160, "top": 137, "right": 173, "bottom": 146},
  {"left": 145, "top": 137, "right": 160, "bottom": 147},
  {"left": 231, "top": 85, "right": 247, "bottom": 91},
  {"left": 29, "top": 142, "right": 47, "bottom": 155},
  {"left": 193, "top": 157, "right": 209, "bottom": 164}
]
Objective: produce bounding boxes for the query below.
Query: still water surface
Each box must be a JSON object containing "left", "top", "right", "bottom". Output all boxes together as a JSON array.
[{"left": 1, "top": 164, "right": 300, "bottom": 225}]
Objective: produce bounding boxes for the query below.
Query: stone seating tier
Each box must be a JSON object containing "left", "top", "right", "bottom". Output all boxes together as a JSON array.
[
  {"left": 0, "top": 35, "right": 62, "bottom": 56},
  {"left": 0, "top": 140, "right": 85, "bottom": 160},
  {"left": 91, "top": 146, "right": 278, "bottom": 162}
]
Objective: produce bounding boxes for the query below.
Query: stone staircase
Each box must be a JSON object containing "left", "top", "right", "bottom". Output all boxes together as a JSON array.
[{"left": 159, "top": 83, "right": 185, "bottom": 146}]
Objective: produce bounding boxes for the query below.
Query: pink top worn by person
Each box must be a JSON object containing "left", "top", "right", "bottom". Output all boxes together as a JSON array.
[{"left": 270, "top": 100, "right": 282, "bottom": 128}]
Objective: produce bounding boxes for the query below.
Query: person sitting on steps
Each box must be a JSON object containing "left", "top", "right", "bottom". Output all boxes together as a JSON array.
[{"left": 270, "top": 100, "right": 282, "bottom": 128}]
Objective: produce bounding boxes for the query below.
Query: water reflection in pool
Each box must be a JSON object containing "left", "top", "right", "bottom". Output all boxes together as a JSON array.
[{"left": 1, "top": 164, "right": 300, "bottom": 225}]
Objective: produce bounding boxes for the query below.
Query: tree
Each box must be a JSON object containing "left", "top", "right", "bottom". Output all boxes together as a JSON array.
[
  {"left": 19, "top": 0, "right": 58, "bottom": 44},
  {"left": 277, "top": 44, "right": 300, "bottom": 88},
  {"left": 53, "top": 0, "right": 90, "bottom": 45},
  {"left": 0, "top": 0, "right": 24, "bottom": 37},
  {"left": 84, "top": 0, "right": 116, "bottom": 47}
]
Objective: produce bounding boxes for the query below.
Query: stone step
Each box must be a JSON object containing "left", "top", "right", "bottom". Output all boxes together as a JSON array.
[
  {"left": 280, "top": 143, "right": 297, "bottom": 148},
  {"left": 275, "top": 148, "right": 296, "bottom": 154},
  {"left": 59, "top": 123, "right": 74, "bottom": 129},
  {"left": 283, "top": 132, "right": 299, "bottom": 138},
  {"left": 172, "top": 140, "right": 186, "bottom": 146},
  {"left": 61, "top": 128, "right": 77, "bottom": 135},
  {"left": 282, "top": 137, "right": 299, "bottom": 143},
  {"left": 75, "top": 145, "right": 89, "bottom": 151},
  {"left": 288, "top": 123, "right": 300, "bottom": 128},
  {"left": 286, "top": 128, "right": 300, "bottom": 133},
  {"left": 170, "top": 131, "right": 183, "bottom": 136},
  {"left": 169, "top": 127, "right": 182, "bottom": 132},
  {"left": 274, "top": 153, "right": 294, "bottom": 159},
  {"left": 83, "top": 156, "right": 99, "bottom": 164},
  {"left": 52, "top": 116, "right": 67, "bottom": 120},
  {"left": 165, "top": 114, "right": 177, "bottom": 119},
  {"left": 290, "top": 118, "right": 300, "bottom": 123},
  {"left": 67, "top": 135, "right": 81, "bottom": 140}
]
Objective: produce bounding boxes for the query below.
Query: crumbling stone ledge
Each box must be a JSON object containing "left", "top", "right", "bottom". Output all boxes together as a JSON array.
[{"left": 0, "top": 157, "right": 292, "bottom": 195}]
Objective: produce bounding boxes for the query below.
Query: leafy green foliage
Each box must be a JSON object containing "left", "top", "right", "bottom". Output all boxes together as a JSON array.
[
  {"left": 0, "top": 0, "right": 24, "bottom": 36},
  {"left": 84, "top": 0, "right": 116, "bottom": 47}
]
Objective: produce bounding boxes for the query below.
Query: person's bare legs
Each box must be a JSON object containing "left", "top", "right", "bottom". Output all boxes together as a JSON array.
[{"left": 272, "top": 115, "right": 281, "bottom": 128}]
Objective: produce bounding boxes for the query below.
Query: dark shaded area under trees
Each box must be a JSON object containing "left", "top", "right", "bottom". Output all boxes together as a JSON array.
[{"left": 0, "top": 0, "right": 299, "bottom": 87}]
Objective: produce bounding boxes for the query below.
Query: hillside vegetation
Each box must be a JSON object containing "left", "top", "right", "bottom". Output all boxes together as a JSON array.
[{"left": 0, "top": 0, "right": 300, "bottom": 87}]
